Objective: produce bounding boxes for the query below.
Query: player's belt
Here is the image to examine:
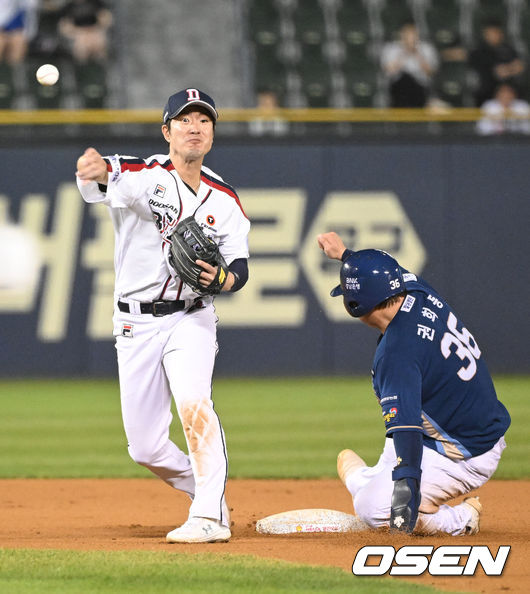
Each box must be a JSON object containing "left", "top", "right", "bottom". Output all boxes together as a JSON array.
[{"left": 117, "top": 300, "right": 187, "bottom": 317}]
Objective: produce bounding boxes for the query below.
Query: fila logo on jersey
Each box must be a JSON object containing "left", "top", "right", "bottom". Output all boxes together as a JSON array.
[
  {"left": 154, "top": 184, "right": 166, "bottom": 198},
  {"left": 121, "top": 323, "right": 134, "bottom": 338}
]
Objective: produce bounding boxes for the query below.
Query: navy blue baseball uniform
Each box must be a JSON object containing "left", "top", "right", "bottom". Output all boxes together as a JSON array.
[
  {"left": 325, "top": 244, "right": 510, "bottom": 536},
  {"left": 374, "top": 271, "right": 510, "bottom": 461}
]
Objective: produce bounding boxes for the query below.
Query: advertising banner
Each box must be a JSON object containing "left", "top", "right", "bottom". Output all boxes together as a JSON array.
[{"left": 1, "top": 140, "right": 528, "bottom": 376}]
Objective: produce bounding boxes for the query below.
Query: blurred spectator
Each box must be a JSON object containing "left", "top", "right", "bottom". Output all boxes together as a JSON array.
[
  {"left": 248, "top": 88, "right": 289, "bottom": 136},
  {"left": 468, "top": 19, "right": 526, "bottom": 107},
  {"left": 381, "top": 21, "right": 439, "bottom": 108},
  {"left": 28, "top": 0, "right": 69, "bottom": 61},
  {"left": 476, "top": 83, "right": 530, "bottom": 135},
  {"left": 58, "top": 0, "right": 112, "bottom": 63},
  {"left": 439, "top": 36, "right": 468, "bottom": 65},
  {"left": 0, "top": 0, "right": 39, "bottom": 64}
]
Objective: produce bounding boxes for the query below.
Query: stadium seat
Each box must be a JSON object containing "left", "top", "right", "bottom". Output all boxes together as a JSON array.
[
  {"left": 343, "top": 57, "right": 379, "bottom": 107},
  {"left": 298, "top": 45, "right": 333, "bottom": 107},
  {"left": 292, "top": 0, "right": 326, "bottom": 48},
  {"left": 248, "top": 0, "right": 282, "bottom": 47},
  {"left": 28, "top": 5, "right": 66, "bottom": 61},
  {"left": 336, "top": 0, "right": 372, "bottom": 58},
  {"left": 25, "top": 4, "right": 68, "bottom": 109},
  {"left": 516, "top": 3, "right": 530, "bottom": 102},
  {"left": 343, "top": 41, "right": 375, "bottom": 70},
  {"left": 519, "top": 3, "right": 530, "bottom": 52},
  {"left": 0, "top": 63, "right": 15, "bottom": 108},
  {"left": 473, "top": 0, "right": 509, "bottom": 23},
  {"left": 253, "top": 44, "right": 287, "bottom": 99},
  {"left": 433, "top": 60, "right": 470, "bottom": 107},
  {"left": 380, "top": 0, "right": 415, "bottom": 41},
  {"left": 299, "top": 76, "right": 333, "bottom": 108},
  {"left": 74, "top": 61, "right": 107, "bottom": 108},
  {"left": 425, "top": 0, "right": 462, "bottom": 50}
]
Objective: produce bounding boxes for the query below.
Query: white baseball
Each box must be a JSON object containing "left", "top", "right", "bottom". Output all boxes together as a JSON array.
[
  {"left": 0, "top": 223, "right": 41, "bottom": 291},
  {"left": 36, "top": 64, "right": 60, "bottom": 86}
]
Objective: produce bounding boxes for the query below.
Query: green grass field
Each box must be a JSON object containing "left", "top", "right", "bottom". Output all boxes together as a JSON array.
[
  {"left": 0, "top": 550, "right": 452, "bottom": 594},
  {"left": 0, "top": 376, "right": 527, "bottom": 479},
  {"left": 0, "top": 375, "right": 527, "bottom": 592}
]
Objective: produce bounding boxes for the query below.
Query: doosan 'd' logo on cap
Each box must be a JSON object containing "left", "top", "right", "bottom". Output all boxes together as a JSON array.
[{"left": 186, "top": 88, "right": 201, "bottom": 101}]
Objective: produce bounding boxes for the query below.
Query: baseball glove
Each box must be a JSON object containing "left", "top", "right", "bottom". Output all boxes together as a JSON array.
[{"left": 168, "top": 216, "right": 228, "bottom": 295}]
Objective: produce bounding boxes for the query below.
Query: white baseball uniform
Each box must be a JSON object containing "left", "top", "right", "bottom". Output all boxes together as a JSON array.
[
  {"left": 345, "top": 436, "right": 506, "bottom": 535},
  {"left": 77, "top": 153, "right": 250, "bottom": 526}
]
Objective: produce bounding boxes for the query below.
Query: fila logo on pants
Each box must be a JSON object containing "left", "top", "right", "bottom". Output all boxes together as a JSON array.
[{"left": 121, "top": 323, "right": 134, "bottom": 338}]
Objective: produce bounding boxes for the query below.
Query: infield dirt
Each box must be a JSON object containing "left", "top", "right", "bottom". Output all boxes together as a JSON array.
[{"left": 0, "top": 478, "right": 527, "bottom": 593}]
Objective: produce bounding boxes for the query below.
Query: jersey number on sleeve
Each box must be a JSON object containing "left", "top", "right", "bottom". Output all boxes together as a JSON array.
[{"left": 440, "top": 312, "right": 482, "bottom": 381}]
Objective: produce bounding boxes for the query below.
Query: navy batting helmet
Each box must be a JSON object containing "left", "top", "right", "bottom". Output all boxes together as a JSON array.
[{"left": 330, "top": 249, "right": 404, "bottom": 317}]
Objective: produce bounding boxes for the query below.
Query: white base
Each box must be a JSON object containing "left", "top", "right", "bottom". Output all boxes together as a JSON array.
[{"left": 256, "top": 508, "right": 369, "bottom": 534}]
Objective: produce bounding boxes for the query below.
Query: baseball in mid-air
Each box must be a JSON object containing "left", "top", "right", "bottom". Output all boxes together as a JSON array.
[
  {"left": 36, "top": 64, "right": 60, "bottom": 86},
  {"left": 0, "top": 223, "right": 41, "bottom": 292}
]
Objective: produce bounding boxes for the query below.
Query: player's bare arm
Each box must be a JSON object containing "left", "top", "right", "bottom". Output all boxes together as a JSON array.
[
  {"left": 317, "top": 232, "right": 347, "bottom": 260},
  {"left": 76, "top": 147, "right": 108, "bottom": 184},
  {"left": 196, "top": 260, "right": 235, "bottom": 292}
]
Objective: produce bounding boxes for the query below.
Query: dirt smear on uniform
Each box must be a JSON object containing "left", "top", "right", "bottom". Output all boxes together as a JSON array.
[{"left": 0, "top": 478, "right": 527, "bottom": 593}]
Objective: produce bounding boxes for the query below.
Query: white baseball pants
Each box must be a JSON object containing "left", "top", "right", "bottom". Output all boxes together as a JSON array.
[
  {"left": 345, "top": 436, "right": 506, "bottom": 535},
  {"left": 113, "top": 303, "right": 230, "bottom": 526}
]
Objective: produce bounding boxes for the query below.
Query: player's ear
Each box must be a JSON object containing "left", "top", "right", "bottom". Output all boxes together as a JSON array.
[{"left": 161, "top": 123, "right": 170, "bottom": 142}]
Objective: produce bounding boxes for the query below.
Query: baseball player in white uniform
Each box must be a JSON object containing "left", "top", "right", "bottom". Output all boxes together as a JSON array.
[{"left": 76, "top": 88, "right": 250, "bottom": 543}]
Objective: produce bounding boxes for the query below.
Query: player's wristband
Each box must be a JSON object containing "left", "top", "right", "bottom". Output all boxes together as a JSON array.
[
  {"left": 228, "top": 258, "right": 248, "bottom": 292},
  {"left": 392, "top": 465, "right": 421, "bottom": 481}
]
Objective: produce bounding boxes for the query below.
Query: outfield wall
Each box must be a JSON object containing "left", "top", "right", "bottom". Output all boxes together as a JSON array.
[{"left": 1, "top": 137, "right": 528, "bottom": 376}]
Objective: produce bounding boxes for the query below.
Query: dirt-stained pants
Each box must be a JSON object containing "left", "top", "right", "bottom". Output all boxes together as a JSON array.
[{"left": 114, "top": 302, "right": 229, "bottom": 526}]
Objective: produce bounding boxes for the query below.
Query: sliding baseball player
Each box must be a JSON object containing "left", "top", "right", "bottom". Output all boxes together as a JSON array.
[{"left": 318, "top": 232, "right": 510, "bottom": 535}]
